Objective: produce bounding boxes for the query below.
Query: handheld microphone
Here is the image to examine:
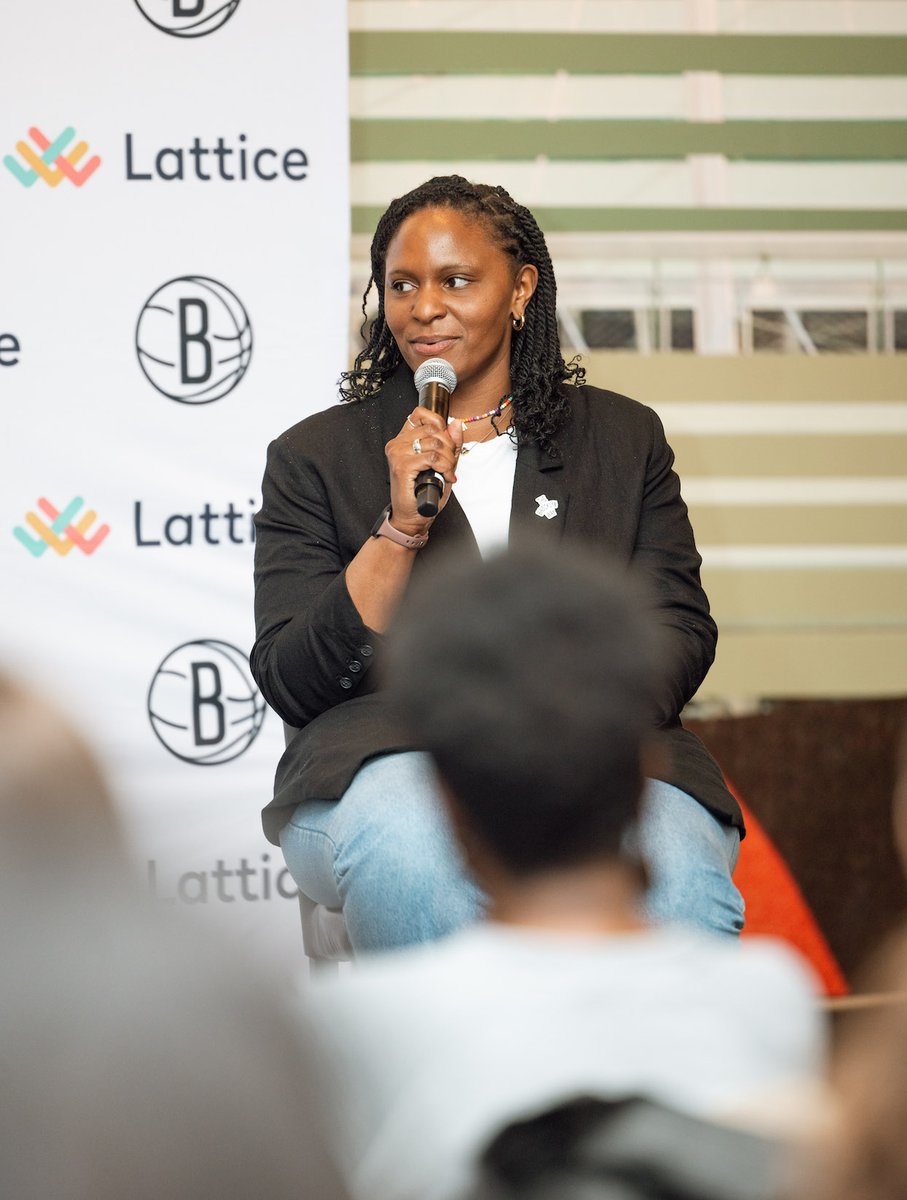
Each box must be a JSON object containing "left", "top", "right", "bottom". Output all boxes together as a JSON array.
[{"left": 413, "top": 357, "right": 458, "bottom": 517}]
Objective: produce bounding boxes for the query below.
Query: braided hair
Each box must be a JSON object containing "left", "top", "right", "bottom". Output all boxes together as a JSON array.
[{"left": 339, "top": 175, "right": 584, "bottom": 455}]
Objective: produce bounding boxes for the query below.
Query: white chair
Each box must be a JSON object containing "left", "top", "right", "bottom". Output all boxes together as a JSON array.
[{"left": 297, "top": 892, "right": 352, "bottom": 975}]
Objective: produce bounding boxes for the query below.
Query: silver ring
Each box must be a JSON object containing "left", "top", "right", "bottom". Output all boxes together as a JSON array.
[
  {"left": 406, "top": 416, "right": 416, "bottom": 429},
  {"left": 412, "top": 438, "right": 422, "bottom": 454}
]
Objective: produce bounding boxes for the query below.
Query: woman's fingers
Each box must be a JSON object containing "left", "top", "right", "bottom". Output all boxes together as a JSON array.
[
  {"left": 410, "top": 430, "right": 453, "bottom": 463},
  {"left": 409, "top": 405, "right": 449, "bottom": 433},
  {"left": 383, "top": 406, "right": 461, "bottom": 529},
  {"left": 393, "top": 409, "right": 458, "bottom": 480}
]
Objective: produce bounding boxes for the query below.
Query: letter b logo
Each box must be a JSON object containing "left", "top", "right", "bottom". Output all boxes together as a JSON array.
[
  {"left": 148, "top": 640, "right": 266, "bottom": 764},
  {"left": 179, "top": 298, "right": 212, "bottom": 385},
  {"left": 191, "top": 661, "right": 225, "bottom": 745},
  {"left": 133, "top": 0, "right": 241, "bottom": 37},
  {"left": 136, "top": 276, "right": 252, "bottom": 404}
]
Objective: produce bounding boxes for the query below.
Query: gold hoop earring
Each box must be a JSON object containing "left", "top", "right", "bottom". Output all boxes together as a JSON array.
[{"left": 511, "top": 313, "right": 525, "bottom": 331}]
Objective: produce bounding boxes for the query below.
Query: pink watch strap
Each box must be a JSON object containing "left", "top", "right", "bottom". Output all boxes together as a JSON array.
[{"left": 371, "top": 507, "right": 428, "bottom": 550}]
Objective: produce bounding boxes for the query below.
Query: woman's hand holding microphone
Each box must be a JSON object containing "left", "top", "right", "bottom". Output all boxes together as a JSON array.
[{"left": 383, "top": 407, "right": 463, "bottom": 540}]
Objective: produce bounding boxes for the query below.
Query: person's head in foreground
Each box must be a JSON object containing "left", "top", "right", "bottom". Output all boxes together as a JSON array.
[
  {"left": 0, "top": 672, "right": 349, "bottom": 1200},
  {"left": 388, "top": 541, "right": 664, "bottom": 925},
  {"left": 0, "top": 671, "right": 127, "bottom": 888},
  {"left": 341, "top": 174, "right": 585, "bottom": 454},
  {"left": 784, "top": 927, "right": 907, "bottom": 1200}
]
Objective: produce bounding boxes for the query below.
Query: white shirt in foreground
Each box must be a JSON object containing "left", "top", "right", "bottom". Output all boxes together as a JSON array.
[{"left": 305, "top": 922, "right": 825, "bottom": 1200}]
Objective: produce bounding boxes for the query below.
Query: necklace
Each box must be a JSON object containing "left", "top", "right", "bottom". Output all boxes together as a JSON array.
[
  {"left": 459, "top": 418, "right": 516, "bottom": 456},
  {"left": 458, "top": 426, "right": 498, "bottom": 456},
  {"left": 458, "top": 394, "right": 513, "bottom": 431}
]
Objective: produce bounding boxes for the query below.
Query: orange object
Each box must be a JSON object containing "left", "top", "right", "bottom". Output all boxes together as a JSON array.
[{"left": 732, "top": 782, "right": 849, "bottom": 996}]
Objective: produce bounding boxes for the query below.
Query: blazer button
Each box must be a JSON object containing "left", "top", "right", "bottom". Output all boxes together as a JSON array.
[
  {"left": 339, "top": 676, "right": 353, "bottom": 689},
  {"left": 359, "top": 644, "right": 373, "bottom": 657},
  {"left": 348, "top": 660, "right": 362, "bottom": 673}
]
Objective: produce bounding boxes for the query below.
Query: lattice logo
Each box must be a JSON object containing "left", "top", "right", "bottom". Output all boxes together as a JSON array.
[
  {"left": 3, "top": 127, "right": 102, "bottom": 189},
  {"left": 14, "top": 497, "right": 111, "bottom": 558}
]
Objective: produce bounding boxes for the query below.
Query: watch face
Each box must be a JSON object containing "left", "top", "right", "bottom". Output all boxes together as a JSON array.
[{"left": 371, "top": 506, "right": 392, "bottom": 538}]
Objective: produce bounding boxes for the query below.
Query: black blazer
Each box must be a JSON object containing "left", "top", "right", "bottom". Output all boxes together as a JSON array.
[{"left": 252, "top": 364, "right": 741, "bottom": 845}]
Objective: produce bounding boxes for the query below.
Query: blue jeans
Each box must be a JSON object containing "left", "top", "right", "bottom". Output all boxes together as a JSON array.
[{"left": 280, "top": 751, "right": 744, "bottom": 953}]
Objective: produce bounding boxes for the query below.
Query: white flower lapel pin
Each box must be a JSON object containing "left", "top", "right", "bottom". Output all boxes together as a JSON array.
[{"left": 535, "top": 494, "right": 559, "bottom": 520}]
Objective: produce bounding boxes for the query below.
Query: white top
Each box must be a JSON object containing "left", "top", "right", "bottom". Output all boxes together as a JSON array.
[
  {"left": 450, "top": 428, "right": 517, "bottom": 559},
  {"left": 305, "top": 923, "right": 825, "bottom": 1200}
]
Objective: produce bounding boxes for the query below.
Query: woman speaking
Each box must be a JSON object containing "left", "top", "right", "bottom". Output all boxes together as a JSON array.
[{"left": 251, "top": 176, "right": 744, "bottom": 952}]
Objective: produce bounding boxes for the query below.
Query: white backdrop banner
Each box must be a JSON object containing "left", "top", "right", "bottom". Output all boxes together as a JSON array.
[{"left": 1, "top": 0, "right": 350, "bottom": 976}]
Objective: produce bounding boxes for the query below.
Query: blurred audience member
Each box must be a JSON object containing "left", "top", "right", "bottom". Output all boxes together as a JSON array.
[
  {"left": 304, "top": 545, "right": 825, "bottom": 1200},
  {"left": 791, "top": 726, "right": 907, "bottom": 1200},
  {"left": 0, "top": 673, "right": 348, "bottom": 1200},
  {"left": 892, "top": 723, "right": 907, "bottom": 874}
]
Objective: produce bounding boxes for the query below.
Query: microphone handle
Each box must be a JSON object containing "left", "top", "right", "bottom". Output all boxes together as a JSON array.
[{"left": 414, "top": 382, "right": 451, "bottom": 518}]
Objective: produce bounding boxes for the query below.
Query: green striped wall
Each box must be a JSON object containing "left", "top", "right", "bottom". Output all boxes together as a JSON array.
[
  {"left": 349, "top": 25, "right": 907, "bottom": 234},
  {"left": 578, "top": 354, "right": 907, "bottom": 699},
  {"left": 351, "top": 207, "right": 907, "bottom": 234},
  {"left": 350, "top": 119, "right": 907, "bottom": 161},
  {"left": 349, "top": 33, "right": 907, "bottom": 76}
]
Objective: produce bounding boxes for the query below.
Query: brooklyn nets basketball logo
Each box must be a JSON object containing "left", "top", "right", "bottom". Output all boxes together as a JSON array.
[
  {"left": 133, "top": 0, "right": 241, "bottom": 38},
  {"left": 147, "top": 639, "right": 266, "bottom": 765},
  {"left": 135, "top": 276, "right": 252, "bottom": 404}
]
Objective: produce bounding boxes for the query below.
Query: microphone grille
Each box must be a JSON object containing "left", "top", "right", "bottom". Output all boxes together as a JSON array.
[{"left": 414, "top": 357, "right": 457, "bottom": 394}]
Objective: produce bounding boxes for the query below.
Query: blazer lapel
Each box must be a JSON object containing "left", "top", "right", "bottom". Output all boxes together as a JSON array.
[
  {"left": 509, "top": 439, "right": 568, "bottom": 544},
  {"left": 421, "top": 490, "right": 479, "bottom": 562}
]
